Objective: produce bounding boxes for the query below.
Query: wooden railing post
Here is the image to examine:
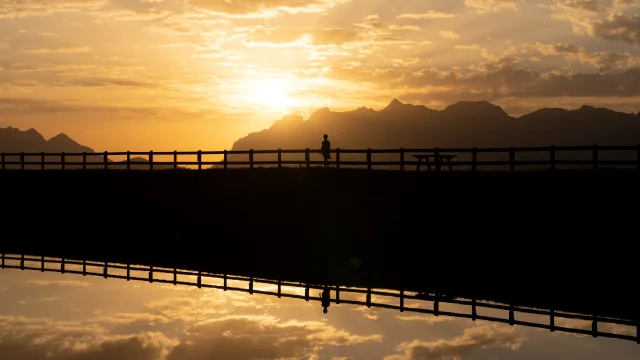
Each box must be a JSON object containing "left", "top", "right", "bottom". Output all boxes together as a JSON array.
[
  {"left": 509, "top": 303, "right": 515, "bottom": 325},
  {"left": 61, "top": 152, "right": 66, "bottom": 170},
  {"left": 592, "top": 144, "right": 599, "bottom": 171},
  {"left": 336, "top": 148, "right": 341, "bottom": 169},
  {"left": 367, "top": 148, "right": 372, "bottom": 170},
  {"left": 550, "top": 308, "right": 555, "bottom": 332},
  {"left": 104, "top": 151, "right": 108, "bottom": 170},
  {"left": 472, "top": 298, "right": 477, "bottom": 321},
  {"left": 472, "top": 147, "right": 477, "bottom": 172},
  {"left": 400, "top": 148, "right": 405, "bottom": 171},
  {"left": 149, "top": 150, "right": 154, "bottom": 171},
  {"left": 41, "top": 152, "right": 45, "bottom": 170},
  {"left": 249, "top": 149, "right": 254, "bottom": 169},
  {"left": 0, "top": 153, "right": 4, "bottom": 171},
  {"left": 82, "top": 152, "right": 87, "bottom": 171},
  {"left": 197, "top": 150, "right": 202, "bottom": 170},
  {"left": 173, "top": 151, "right": 178, "bottom": 170},
  {"left": 434, "top": 147, "right": 440, "bottom": 171},
  {"left": 550, "top": 145, "right": 556, "bottom": 171},
  {"left": 277, "top": 280, "right": 281, "bottom": 298},
  {"left": 278, "top": 148, "right": 282, "bottom": 168},
  {"left": 305, "top": 148, "right": 310, "bottom": 168},
  {"left": 509, "top": 147, "right": 515, "bottom": 172},
  {"left": 636, "top": 144, "right": 640, "bottom": 172},
  {"left": 223, "top": 150, "right": 228, "bottom": 170},
  {"left": 126, "top": 151, "right": 131, "bottom": 171},
  {"left": 20, "top": 152, "right": 25, "bottom": 171}
]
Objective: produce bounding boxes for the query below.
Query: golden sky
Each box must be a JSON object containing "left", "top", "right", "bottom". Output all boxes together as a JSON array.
[
  {"left": 1, "top": 0, "right": 640, "bottom": 151},
  {"left": 1, "top": 268, "right": 639, "bottom": 360}
]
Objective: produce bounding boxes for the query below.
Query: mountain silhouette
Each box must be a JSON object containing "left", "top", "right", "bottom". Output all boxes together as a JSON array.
[
  {"left": 0, "top": 127, "right": 177, "bottom": 170},
  {"left": 0, "top": 127, "right": 94, "bottom": 153},
  {"left": 232, "top": 100, "right": 640, "bottom": 151}
]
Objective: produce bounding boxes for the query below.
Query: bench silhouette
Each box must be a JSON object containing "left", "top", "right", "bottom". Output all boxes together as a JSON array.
[{"left": 413, "top": 154, "right": 457, "bottom": 171}]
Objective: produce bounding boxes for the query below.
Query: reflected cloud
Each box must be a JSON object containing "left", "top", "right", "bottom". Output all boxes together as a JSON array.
[{"left": 383, "top": 324, "right": 525, "bottom": 360}]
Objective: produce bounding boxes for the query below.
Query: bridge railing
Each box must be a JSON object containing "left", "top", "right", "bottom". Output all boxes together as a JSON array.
[
  {"left": 1, "top": 145, "right": 640, "bottom": 171},
  {"left": 1, "top": 253, "right": 638, "bottom": 344}
]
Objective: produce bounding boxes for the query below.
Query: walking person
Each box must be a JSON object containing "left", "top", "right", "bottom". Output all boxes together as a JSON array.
[
  {"left": 321, "top": 287, "right": 331, "bottom": 314},
  {"left": 320, "top": 134, "right": 331, "bottom": 167}
]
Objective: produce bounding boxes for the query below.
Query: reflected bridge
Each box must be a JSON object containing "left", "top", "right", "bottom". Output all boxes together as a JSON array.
[{"left": 1, "top": 254, "right": 639, "bottom": 344}]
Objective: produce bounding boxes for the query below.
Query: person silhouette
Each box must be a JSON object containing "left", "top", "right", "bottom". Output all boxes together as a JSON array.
[
  {"left": 320, "top": 134, "right": 331, "bottom": 168},
  {"left": 321, "top": 287, "right": 331, "bottom": 314}
]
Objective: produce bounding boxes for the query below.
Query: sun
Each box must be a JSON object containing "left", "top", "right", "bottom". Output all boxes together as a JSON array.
[{"left": 247, "top": 79, "right": 296, "bottom": 111}]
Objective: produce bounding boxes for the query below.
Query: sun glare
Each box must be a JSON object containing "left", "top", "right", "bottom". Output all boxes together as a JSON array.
[{"left": 247, "top": 79, "right": 296, "bottom": 111}]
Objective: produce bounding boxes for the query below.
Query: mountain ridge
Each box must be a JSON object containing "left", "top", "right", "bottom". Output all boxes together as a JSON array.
[
  {"left": 0, "top": 127, "right": 94, "bottom": 154},
  {"left": 232, "top": 99, "right": 640, "bottom": 151}
]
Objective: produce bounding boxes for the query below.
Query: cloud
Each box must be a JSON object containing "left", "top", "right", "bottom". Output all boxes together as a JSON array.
[
  {"left": 440, "top": 30, "right": 460, "bottom": 39},
  {"left": 455, "top": 44, "right": 481, "bottom": 49},
  {"left": 169, "top": 315, "right": 382, "bottom": 360},
  {"left": 0, "top": 315, "right": 177, "bottom": 360},
  {"left": 185, "top": 0, "right": 350, "bottom": 18},
  {"left": 485, "top": 41, "right": 640, "bottom": 71},
  {"left": 396, "top": 315, "right": 457, "bottom": 324},
  {"left": 89, "top": 313, "right": 173, "bottom": 327},
  {"left": 533, "top": 42, "right": 640, "bottom": 70},
  {"left": 558, "top": 0, "right": 612, "bottom": 13},
  {"left": 0, "top": 0, "right": 106, "bottom": 18},
  {"left": 243, "top": 28, "right": 363, "bottom": 47},
  {"left": 464, "top": 0, "right": 522, "bottom": 12},
  {"left": 591, "top": 14, "right": 640, "bottom": 46},
  {"left": 397, "top": 11, "right": 455, "bottom": 19},
  {"left": 391, "top": 58, "right": 420, "bottom": 67},
  {"left": 0, "top": 302, "right": 382, "bottom": 360},
  {"left": 90, "top": 8, "right": 173, "bottom": 21},
  {"left": 383, "top": 324, "right": 525, "bottom": 360},
  {"left": 23, "top": 47, "right": 92, "bottom": 53},
  {"left": 389, "top": 25, "right": 421, "bottom": 31},
  {"left": 321, "top": 62, "right": 640, "bottom": 102},
  {"left": 24, "top": 280, "right": 91, "bottom": 287},
  {"left": 0, "top": 98, "right": 227, "bottom": 120}
]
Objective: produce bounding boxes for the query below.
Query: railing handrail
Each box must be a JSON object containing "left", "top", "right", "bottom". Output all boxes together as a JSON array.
[
  {"left": 1, "top": 253, "right": 638, "bottom": 344},
  {"left": 2, "top": 144, "right": 640, "bottom": 172},
  {"left": 1, "top": 144, "right": 640, "bottom": 157}
]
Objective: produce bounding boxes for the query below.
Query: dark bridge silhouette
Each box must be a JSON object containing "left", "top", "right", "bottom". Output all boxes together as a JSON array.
[
  {"left": 1, "top": 145, "right": 639, "bottom": 344},
  {"left": 2, "top": 144, "right": 640, "bottom": 170},
  {"left": 1, "top": 254, "right": 638, "bottom": 343}
]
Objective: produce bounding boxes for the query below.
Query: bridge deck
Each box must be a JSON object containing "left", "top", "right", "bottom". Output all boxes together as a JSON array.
[{"left": 1, "top": 169, "right": 638, "bottom": 321}]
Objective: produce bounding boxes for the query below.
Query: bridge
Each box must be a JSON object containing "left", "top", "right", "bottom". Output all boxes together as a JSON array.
[
  {"left": 2, "top": 144, "right": 640, "bottom": 170},
  {"left": 1, "top": 145, "right": 639, "bottom": 344},
  {"left": 1, "top": 253, "right": 638, "bottom": 343}
]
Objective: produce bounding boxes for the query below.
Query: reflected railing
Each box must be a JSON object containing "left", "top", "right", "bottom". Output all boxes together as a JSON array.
[{"left": 1, "top": 253, "right": 638, "bottom": 343}]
